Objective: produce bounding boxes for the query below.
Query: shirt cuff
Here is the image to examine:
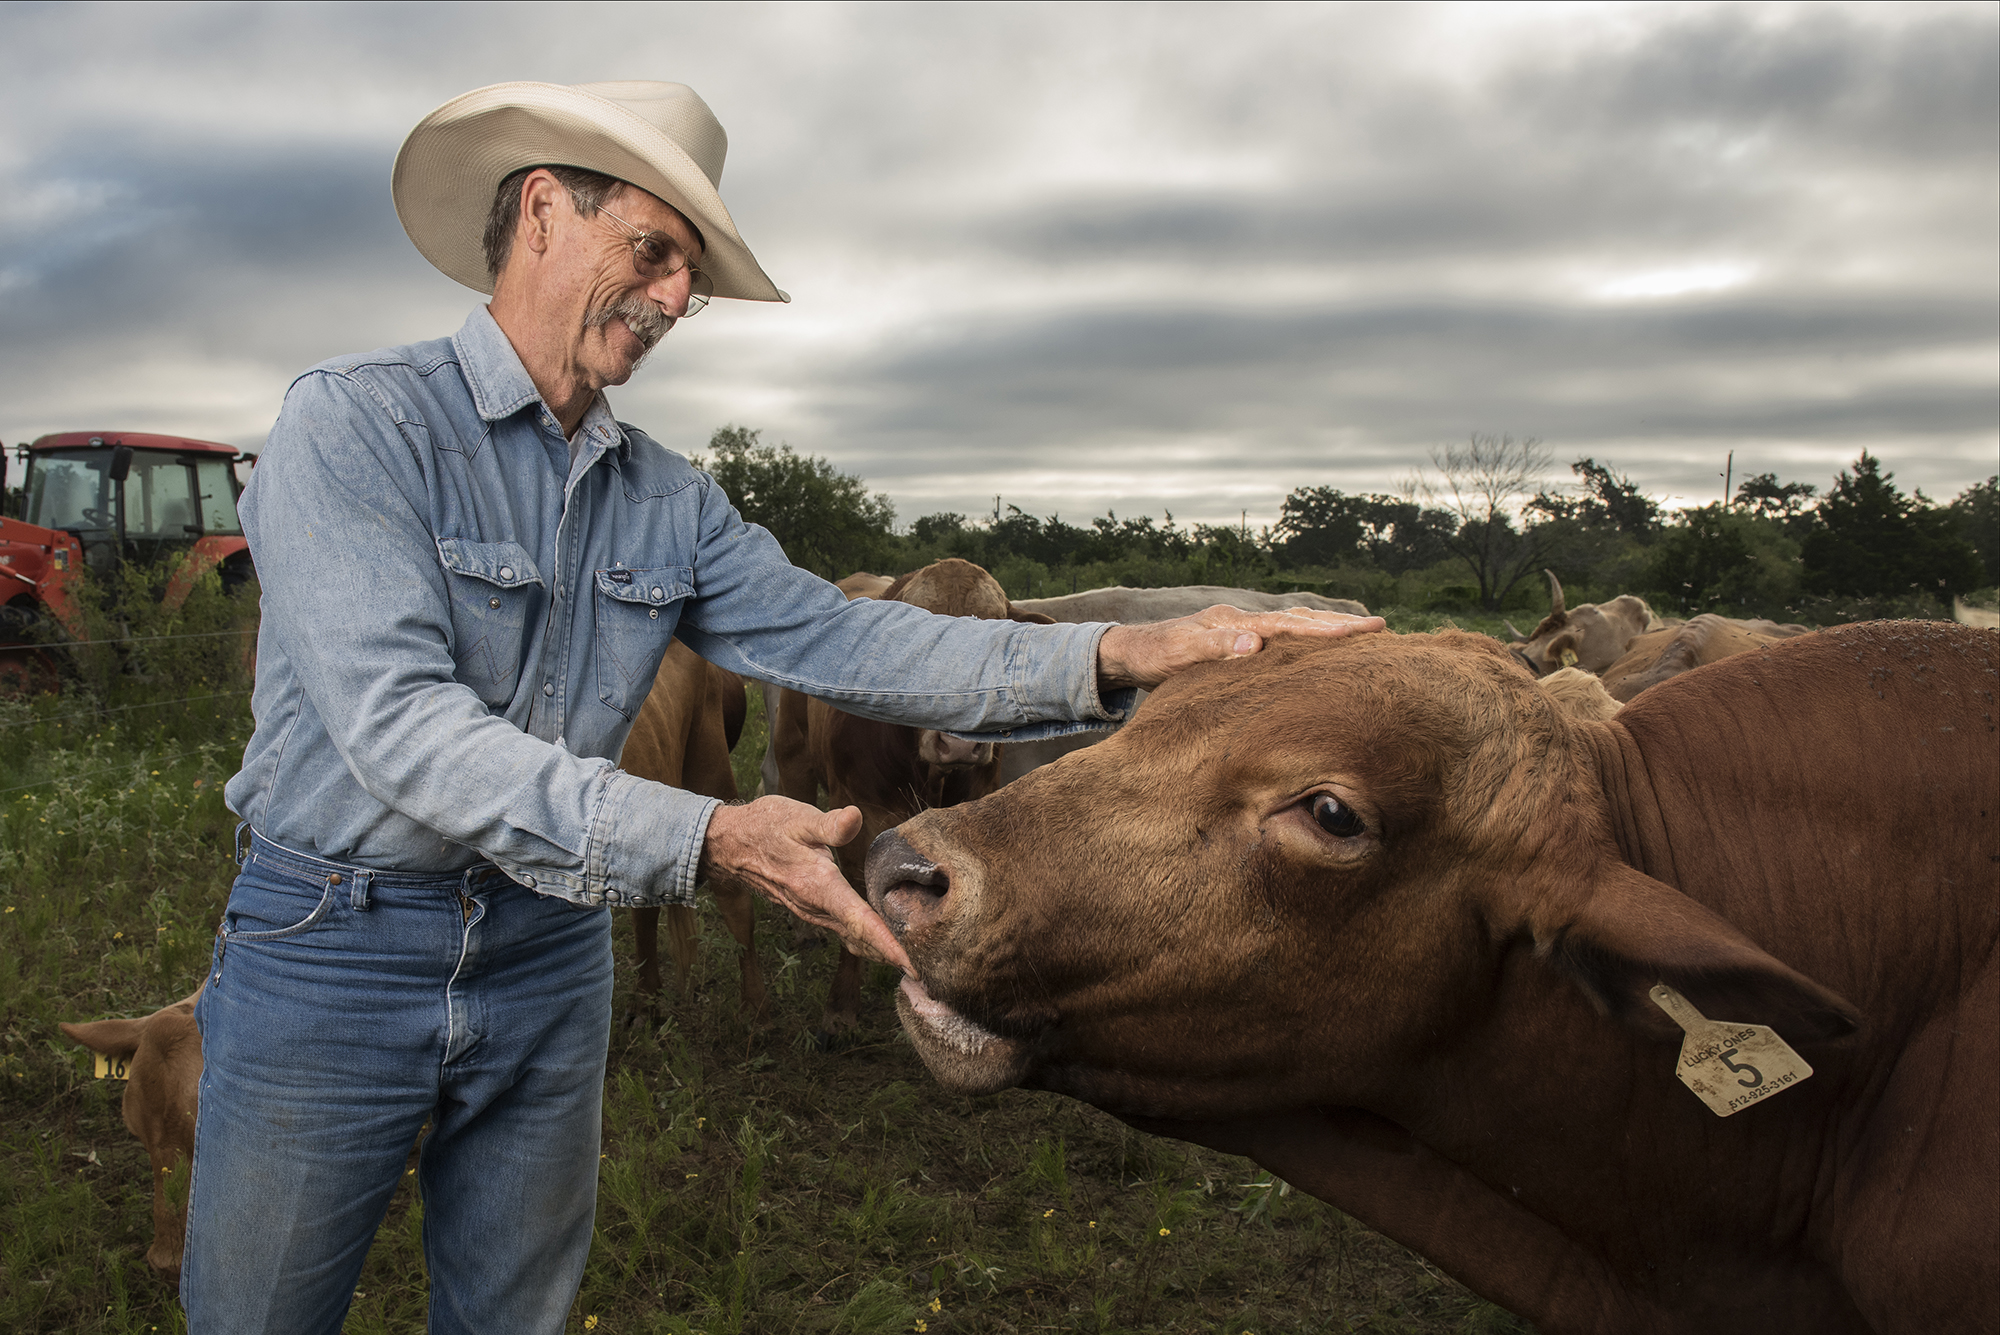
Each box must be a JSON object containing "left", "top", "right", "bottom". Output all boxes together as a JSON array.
[{"left": 586, "top": 768, "right": 723, "bottom": 908}]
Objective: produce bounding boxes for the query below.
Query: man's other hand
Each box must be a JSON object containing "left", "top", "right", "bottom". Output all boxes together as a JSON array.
[
  {"left": 701, "top": 797, "right": 914, "bottom": 977},
  {"left": 1097, "top": 606, "right": 1387, "bottom": 690}
]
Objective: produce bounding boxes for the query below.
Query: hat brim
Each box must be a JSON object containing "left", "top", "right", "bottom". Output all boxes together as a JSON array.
[{"left": 392, "top": 82, "right": 787, "bottom": 303}]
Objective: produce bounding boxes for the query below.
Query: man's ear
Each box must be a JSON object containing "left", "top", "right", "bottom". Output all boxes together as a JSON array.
[
  {"left": 518, "top": 168, "right": 564, "bottom": 257},
  {"left": 1534, "top": 861, "right": 1862, "bottom": 1045}
]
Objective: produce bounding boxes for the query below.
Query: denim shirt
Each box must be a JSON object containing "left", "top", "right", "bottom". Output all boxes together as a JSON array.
[{"left": 225, "top": 306, "right": 1129, "bottom": 909}]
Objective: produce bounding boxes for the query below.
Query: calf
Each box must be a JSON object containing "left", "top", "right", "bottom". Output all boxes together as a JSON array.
[
  {"left": 1506, "top": 570, "right": 1663, "bottom": 675},
  {"left": 775, "top": 558, "right": 1050, "bottom": 1033},
  {"left": 867, "top": 623, "right": 1996, "bottom": 1334},
  {"left": 1598, "top": 613, "right": 1809, "bottom": 703},
  {"left": 60, "top": 988, "right": 203, "bottom": 1277},
  {"left": 620, "top": 640, "right": 763, "bottom": 1021}
]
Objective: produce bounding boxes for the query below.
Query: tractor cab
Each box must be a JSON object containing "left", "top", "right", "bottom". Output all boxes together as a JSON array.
[
  {"left": 2, "top": 432, "right": 257, "bottom": 690},
  {"left": 16, "top": 432, "right": 253, "bottom": 582}
]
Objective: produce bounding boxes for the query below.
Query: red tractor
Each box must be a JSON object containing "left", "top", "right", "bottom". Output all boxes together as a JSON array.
[{"left": 1, "top": 431, "right": 257, "bottom": 694}]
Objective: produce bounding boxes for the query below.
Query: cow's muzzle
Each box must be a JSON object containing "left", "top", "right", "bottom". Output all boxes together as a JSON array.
[
  {"left": 865, "top": 827, "right": 1036, "bottom": 1095},
  {"left": 865, "top": 828, "right": 950, "bottom": 941},
  {"left": 917, "top": 730, "right": 995, "bottom": 770}
]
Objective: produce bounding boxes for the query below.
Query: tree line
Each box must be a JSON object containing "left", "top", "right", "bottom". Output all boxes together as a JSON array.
[{"left": 680, "top": 426, "right": 1995, "bottom": 622}]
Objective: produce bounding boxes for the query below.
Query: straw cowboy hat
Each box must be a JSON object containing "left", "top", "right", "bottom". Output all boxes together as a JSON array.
[{"left": 393, "top": 80, "right": 787, "bottom": 303}]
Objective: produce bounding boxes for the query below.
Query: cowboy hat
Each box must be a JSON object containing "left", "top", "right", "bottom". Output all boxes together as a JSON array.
[{"left": 392, "top": 80, "right": 787, "bottom": 303}]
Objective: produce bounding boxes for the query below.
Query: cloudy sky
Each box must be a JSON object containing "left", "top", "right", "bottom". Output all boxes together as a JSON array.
[{"left": 3, "top": 1, "right": 1994, "bottom": 530}]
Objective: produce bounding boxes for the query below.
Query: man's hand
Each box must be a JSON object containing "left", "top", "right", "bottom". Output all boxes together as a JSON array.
[
  {"left": 701, "top": 797, "right": 914, "bottom": 977},
  {"left": 1097, "top": 606, "right": 1386, "bottom": 690}
]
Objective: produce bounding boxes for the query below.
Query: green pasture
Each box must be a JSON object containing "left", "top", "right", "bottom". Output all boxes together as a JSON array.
[{"left": 0, "top": 575, "right": 1530, "bottom": 1334}]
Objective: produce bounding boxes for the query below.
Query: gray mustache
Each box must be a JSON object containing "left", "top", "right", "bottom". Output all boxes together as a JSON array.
[{"left": 585, "top": 296, "right": 673, "bottom": 350}]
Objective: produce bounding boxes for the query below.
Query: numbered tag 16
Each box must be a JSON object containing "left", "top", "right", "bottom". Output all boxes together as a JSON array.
[
  {"left": 93, "top": 1053, "right": 131, "bottom": 1081},
  {"left": 1650, "top": 983, "right": 1813, "bottom": 1118}
]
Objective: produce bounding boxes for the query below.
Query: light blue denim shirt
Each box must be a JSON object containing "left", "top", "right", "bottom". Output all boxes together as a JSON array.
[{"left": 225, "top": 307, "right": 1128, "bottom": 908}]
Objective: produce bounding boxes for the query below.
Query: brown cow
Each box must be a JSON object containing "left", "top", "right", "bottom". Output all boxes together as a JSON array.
[
  {"left": 1598, "top": 613, "right": 1812, "bottom": 703},
  {"left": 776, "top": 558, "right": 1050, "bottom": 1034},
  {"left": 866, "top": 623, "right": 1997, "bottom": 1334},
  {"left": 1506, "top": 570, "right": 1664, "bottom": 675},
  {"left": 60, "top": 988, "right": 203, "bottom": 1277},
  {"left": 620, "top": 639, "right": 763, "bottom": 1021}
]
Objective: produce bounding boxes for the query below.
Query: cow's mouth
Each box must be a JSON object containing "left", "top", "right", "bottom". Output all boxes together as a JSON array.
[{"left": 894, "top": 976, "right": 1037, "bottom": 1095}]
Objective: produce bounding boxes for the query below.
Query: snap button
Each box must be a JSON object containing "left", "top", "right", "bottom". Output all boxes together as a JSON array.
[
  {"left": 649, "top": 608, "right": 659, "bottom": 620},
  {"left": 542, "top": 682, "right": 555, "bottom": 696},
  {"left": 522, "top": 874, "right": 536, "bottom": 888},
  {"left": 489, "top": 596, "right": 501, "bottom": 609},
  {"left": 498, "top": 566, "right": 515, "bottom": 581},
  {"left": 650, "top": 586, "right": 665, "bottom": 601}
]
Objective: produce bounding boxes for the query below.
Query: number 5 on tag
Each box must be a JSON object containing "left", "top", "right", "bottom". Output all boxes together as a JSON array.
[
  {"left": 1650, "top": 983, "right": 1813, "bottom": 1117},
  {"left": 93, "top": 1053, "right": 131, "bottom": 1081}
]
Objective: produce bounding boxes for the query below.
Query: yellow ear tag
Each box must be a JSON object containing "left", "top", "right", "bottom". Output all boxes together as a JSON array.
[
  {"left": 93, "top": 1052, "right": 132, "bottom": 1081},
  {"left": 1560, "top": 648, "right": 1579, "bottom": 668},
  {"left": 1651, "top": 983, "right": 1812, "bottom": 1117}
]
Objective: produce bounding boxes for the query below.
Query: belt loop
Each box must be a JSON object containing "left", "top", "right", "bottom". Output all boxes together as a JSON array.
[
  {"left": 349, "top": 870, "right": 374, "bottom": 912},
  {"left": 233, "top": 822, "right": 252, "bottom": 867}
]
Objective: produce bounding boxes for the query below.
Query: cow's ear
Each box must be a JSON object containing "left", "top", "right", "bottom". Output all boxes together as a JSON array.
[
  {"left": 1538, "top": 862, "right": 1862, "bottom": 1045},
  {"left": 1009, "top": 608, "right": 1057, "bottom": 625},
  {"left": 58, "top": 1016, "right": 147, "bottom": 1060}
]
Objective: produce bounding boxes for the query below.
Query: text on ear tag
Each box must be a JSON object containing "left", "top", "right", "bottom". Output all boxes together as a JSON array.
[
  {"left": 93, "top": 1052, "right": 131, "bottom": 1081},
  {"left": 1650, "top": 983, "right": 1813, "bottom": 1117}
]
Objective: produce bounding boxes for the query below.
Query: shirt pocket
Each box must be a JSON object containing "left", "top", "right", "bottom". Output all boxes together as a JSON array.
[
  {"left": 594, "top": 565, "right": 694, "bottom": 719},
  {"left": 437, "top": 537, "right": 545, "bottom": 709}
]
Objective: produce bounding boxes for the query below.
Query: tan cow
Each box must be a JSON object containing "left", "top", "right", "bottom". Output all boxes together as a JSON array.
[
  {"left": 620, "top": 640, "right": 762, "bottom": 1021},
  {"left": 60, "top": 988, "right": 204, "bottom": 1277},
  {"left": 1506, "top": 570, "right": 1663, "bottom": 676},
  {"left": 1598, "top": 613, "right": 1810, "bottom": 703},
  {"left": 866, "top": 623, "right": 1997, "bottom": 1335},
  {"left": 775, "top": 558, "right": 1050, "bottom": 1034}
]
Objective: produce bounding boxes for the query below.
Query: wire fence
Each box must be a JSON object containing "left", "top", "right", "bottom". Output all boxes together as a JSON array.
[
  {"left": 22, "top": 625, "right": 258, "bottom": 648},
  {"left": 0, "top": 689, "right": 251, "bottom": 731},
  {"left": 0, "top": 748, "right": 213, "bottom": 798}
]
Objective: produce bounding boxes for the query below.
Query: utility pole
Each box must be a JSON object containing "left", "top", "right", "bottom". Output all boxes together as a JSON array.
[{"left": 1722, "top": 451, "right": 1733, "bottom": 507}]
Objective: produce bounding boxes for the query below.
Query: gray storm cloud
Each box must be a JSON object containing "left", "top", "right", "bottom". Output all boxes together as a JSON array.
[{"left": 1, "top": 1, "right": 1992, "bottom": 528}]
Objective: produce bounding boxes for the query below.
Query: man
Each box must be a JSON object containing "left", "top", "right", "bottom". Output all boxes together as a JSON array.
[{"left": 190, "top": 80, "right": 1380, "bottom": 1334}]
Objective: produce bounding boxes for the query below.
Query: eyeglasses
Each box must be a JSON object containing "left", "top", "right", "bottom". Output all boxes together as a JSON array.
[{"left": 586, "top": 196, "right": 714, "bottom": 318}]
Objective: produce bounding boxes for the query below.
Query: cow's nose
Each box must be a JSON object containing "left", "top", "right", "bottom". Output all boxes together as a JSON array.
[
  {"left": 865, "top": 829, "right": 950, "bottom": 940},
  {"left": 918, "top": 730, "right": 989, "bottom": 770}
]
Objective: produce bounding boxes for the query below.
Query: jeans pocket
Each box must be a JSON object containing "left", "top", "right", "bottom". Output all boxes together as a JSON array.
[
  {"left": 593, "top": 566, "right": 693, "bottom": 718},
  {"left": 223, "top": 872, "right": 337, "bottom": 942}
]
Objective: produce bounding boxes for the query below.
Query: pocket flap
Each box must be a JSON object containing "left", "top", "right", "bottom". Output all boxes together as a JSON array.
[
  {"left": 594, "top": 566, "right": 695, "bottom": 606},
  {"left": 437, "top": 538, "right": 544, "bottom": 589}
]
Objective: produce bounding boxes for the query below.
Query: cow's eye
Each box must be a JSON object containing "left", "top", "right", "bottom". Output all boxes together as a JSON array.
[{"left": 1311, "top": 793, "right": 1366, "bottom": 838}]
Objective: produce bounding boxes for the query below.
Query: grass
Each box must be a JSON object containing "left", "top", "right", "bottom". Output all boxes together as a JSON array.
[{"left": 0, "top": 588, "right": 1533, "bottom": 1335}]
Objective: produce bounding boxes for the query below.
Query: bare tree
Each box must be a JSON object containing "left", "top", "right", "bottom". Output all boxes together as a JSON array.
[{"left": 1412, "top": 433, "right": 1558, "bottom": 610}]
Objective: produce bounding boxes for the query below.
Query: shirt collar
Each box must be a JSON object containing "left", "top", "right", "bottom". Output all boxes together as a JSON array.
[
  {"left": 453, "top": 305, "right": 542, "bottom": 423},
  {"left": 452, "top": 305, "right": 629, "bottom": 459}
]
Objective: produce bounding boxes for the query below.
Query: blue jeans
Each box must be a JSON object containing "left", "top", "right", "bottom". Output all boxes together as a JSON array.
[{"left": 182, "top": 831, "right": 614, "bottom": 1334}]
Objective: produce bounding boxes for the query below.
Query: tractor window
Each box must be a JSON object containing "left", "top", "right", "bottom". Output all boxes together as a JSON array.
[
  {"left": 25, "top": 454, "right": 114, "bottom": 533},
  {"left": 192, "top": 459, "right": 243, "bottom": 535},
  {"left": 121, "top": 455, "right": 199, "bottom": 539}
]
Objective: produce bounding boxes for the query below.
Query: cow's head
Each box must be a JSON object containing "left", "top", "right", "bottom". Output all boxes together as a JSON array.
[
  {"left": 1510, "top": 572, "right": 1656, "bottom": 676},
  {"left": 866, "top": 632, "right": 1856, "bottom": 1119},
  {"left": 884, "top": 559, "right": 1054, "bottom": 775}
]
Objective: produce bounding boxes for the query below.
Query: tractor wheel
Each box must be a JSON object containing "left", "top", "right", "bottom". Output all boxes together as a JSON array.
[{"left": 0, "top": 643, "right": 61, "bottom": 697}]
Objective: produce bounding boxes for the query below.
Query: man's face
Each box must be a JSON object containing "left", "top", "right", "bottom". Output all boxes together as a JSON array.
[{"left": 549, "top": 182, "right": 706, "bottom": 391}]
